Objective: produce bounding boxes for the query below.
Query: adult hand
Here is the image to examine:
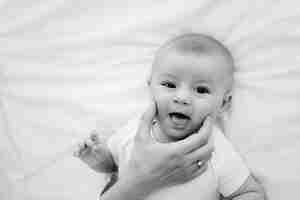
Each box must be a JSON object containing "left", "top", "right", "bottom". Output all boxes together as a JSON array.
[
  {"left": 101, "top": 101, "right": 213, "bottom": 200},
  {"left": 119, "top": 101, "right": 214, "bottom": 196}
]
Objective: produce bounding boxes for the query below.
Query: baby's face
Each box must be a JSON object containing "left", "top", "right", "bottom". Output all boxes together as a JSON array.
[{"left": 149, "top": 50, "right": 232, "bottom": 141}]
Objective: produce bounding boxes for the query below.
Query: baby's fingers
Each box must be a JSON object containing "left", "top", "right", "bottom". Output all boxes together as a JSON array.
[
  {"left": 89, "top": 131, "right": 100, "bottom": 144},
  {"left": 84, "top": 137, "right": 94, "bottom": 147},
  {"left": 73, "top": 145, "right": 80, "bottom": 157},
  {"left": 75, "top": 140, "right": 92, "bottom": 157},
  {"left": 73, "top": 132, "right": 100, "bottom": 158},
  {"left": 73, "top": 142, "right": 85, "bottom": 157}
]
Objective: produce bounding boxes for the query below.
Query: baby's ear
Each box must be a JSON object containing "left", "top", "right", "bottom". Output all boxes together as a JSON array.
[{"left": 219, "top": 91, "right": 232, "bottom": 114}]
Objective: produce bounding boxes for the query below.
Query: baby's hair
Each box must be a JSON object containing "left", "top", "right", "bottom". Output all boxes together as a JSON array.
[{"left": 153, "top": 33, "right": 234, "bottom": 73}]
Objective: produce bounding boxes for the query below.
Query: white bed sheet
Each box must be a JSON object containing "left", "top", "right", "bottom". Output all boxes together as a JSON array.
[{"left": 1, "top": 0, "right": 300, "bottom": 199}]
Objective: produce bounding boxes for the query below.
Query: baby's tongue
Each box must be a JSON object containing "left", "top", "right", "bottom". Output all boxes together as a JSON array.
[{"left": 170, "top": 113, "right": 189, "bottom": 127}]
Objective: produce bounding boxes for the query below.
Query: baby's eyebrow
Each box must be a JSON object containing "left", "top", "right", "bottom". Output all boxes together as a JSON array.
[
  {"left": 159, "top": 73, "right": 177, "bottom": 79},
  {"left": 194, "top": 80, "right": 210, "bottom": 84},
  {"left": 193, "top": 75, "right": 214, "bottom": 84}
]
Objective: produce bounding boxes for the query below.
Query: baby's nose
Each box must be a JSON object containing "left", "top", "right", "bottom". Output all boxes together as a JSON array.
[{"left": 173, "top": 88, "right": 191, "bottom": 105}]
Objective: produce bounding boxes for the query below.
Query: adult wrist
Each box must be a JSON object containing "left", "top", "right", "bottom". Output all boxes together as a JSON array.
[
  {"left": 100, "top": 176, "right": 152, "bottom": 200},
  {"left": 119, "top": 176, "right": 153, "bottom": 199}
]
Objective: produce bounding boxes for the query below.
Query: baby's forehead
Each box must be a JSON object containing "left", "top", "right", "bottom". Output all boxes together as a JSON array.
[
  {"left": 154, "top": 36, "right": 233, "bottom": 71},
  {"left": 155, "top": 34, "right": 233, "bottom": 64}
]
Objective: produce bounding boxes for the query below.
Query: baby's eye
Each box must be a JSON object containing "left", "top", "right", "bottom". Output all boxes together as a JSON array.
[
  {"left": 195, "top": 86, "right": 210, "bottom": 94},
  {"left": 161, "top": 81, "right": 176, "bottom": 88}
]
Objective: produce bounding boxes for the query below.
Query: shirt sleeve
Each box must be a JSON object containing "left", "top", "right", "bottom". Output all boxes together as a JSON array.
[
  {"left": 107, "top": 118, "right": 139, "bottom": 165},
  {"left": 211, "top": 127, "right": 250, "bottom": 197}
]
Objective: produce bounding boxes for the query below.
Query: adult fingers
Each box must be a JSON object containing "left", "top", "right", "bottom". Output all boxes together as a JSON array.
[
  {"left": 174, "top": 116, "right": 212, "bottom": 154},
  {"left": 189, "top": 162, "right": 208, "bottom": 180},
  {"left": 135, "top": 101, "right": 157, "bottom": 143},
  {"left": 185, "top": 139, "right": 214, "bottom": 166},
  {"left": 181, "top": 162, "right": 208, "bottom": 183}
]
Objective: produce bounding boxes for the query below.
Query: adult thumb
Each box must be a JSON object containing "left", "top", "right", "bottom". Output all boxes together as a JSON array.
[{"left": 135, "top": 101, "right": 157, "bottom": 143}]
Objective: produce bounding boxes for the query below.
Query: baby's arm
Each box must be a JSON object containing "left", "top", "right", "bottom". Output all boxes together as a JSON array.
[
  {"left": 74, "top": 132, "right": 117, "bottom": 173},
  {"left": 222, "top": 174, "right": 266, "bottom": 200}
]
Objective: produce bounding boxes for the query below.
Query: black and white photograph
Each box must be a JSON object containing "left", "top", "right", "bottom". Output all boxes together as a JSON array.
[{"left": 0, "top": 1, "right": 299, "bottom": 200}]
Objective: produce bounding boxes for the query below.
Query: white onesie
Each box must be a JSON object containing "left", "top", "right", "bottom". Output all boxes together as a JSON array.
[{"left": 107, "top": 118, "right": 250, "bottom": 200}]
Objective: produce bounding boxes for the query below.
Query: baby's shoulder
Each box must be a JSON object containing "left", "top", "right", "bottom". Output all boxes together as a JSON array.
[
  {"left": 108, "top": 117, "right": 140, "bottom": 145},
  {"left": 211, "top": 126, "right": 232, "bottom": 149},
  {"left": 210, "top": 126, "right": 236, "bottom": 167}
]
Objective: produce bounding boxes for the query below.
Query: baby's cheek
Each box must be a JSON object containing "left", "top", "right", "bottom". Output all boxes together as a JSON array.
[
  {"left": 194, "top": 101, "right": 213, "bottom": 117},
  {"left": 155, "top": 94, "right": 169, "bottom": 110},
  {"left": 190, "top": 105, "right": 212, "bottom": 133}
]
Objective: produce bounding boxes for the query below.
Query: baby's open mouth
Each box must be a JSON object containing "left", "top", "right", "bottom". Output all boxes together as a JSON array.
[
  {"left": 169, "top": 112, "right": 190, "bottom": 119},
  {"left": 168, "top": 112, "right": 190, "bottom": 128}
]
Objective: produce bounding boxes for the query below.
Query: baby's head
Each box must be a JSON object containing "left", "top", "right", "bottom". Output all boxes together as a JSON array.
[{"left": 148, "top": 33, "right": 234, "bottom": 142}]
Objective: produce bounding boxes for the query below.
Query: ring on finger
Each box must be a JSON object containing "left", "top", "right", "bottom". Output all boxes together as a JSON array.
[{"left": 197, "top": 161, "right": 203, "bottom": 168}]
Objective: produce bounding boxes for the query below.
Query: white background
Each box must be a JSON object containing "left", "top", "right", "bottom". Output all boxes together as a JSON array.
[{"left": 1, "top": 0, "right": 300, "bottom": 199}]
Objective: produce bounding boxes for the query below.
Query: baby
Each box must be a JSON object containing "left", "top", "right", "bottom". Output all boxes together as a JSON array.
[{"left": 74, "top": 33, "right": 265, "bottom": 199}]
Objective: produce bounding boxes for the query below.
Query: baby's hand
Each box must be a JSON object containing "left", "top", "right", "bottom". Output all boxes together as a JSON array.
[{"left": 74, "top": 131, "right": 117, "bottom": 173}]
